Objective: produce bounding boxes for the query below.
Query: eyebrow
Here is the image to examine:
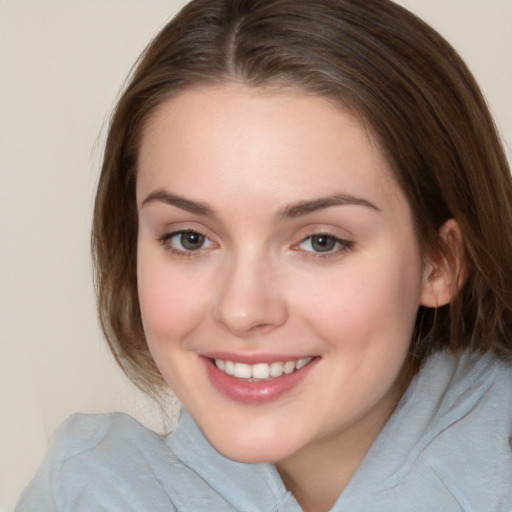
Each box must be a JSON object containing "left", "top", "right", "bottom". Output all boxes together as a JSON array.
[
  {"left": 140, "top": 190, "right": 380, "bottom": 218},
  {"left": 277, "top": 193, "right": 380, "bottom": 219},
  {"left": 141, "top": 190, "right": 214, "bottom": 216}
]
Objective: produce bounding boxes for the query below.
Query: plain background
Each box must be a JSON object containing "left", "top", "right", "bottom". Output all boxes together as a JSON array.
[{"left": 0, "top": 1, "right": 511, "bottom": 510}]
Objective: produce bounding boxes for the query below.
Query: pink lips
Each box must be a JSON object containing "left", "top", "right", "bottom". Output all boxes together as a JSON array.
[{"left": 201, "top": 355, "right": 318, "bottom": 404}]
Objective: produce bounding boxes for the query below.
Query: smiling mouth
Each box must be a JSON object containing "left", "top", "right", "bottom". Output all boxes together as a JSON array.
[{"left": 212, "top": 357, "right": 313, "bottom": 381}]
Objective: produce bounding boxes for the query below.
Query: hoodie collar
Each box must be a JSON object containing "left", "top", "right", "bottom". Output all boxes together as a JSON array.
[
  {"left": 333, "top": 350, "right": 497, "bottom": 507},
  {"left": 166, "top": 408, "right": 301, "bottom": 512}
]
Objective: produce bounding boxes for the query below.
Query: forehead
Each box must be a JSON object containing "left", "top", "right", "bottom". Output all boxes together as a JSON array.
[{"left": 136, "top": 85, "right": 406, "bottom": 215}]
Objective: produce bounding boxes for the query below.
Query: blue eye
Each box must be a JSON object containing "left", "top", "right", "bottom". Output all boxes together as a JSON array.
[{"left": 298, "top": 234, "right": 352, "bottom": 254}]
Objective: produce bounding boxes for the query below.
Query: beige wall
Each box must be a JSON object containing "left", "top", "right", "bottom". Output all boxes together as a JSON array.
[{"left": 1, "top": 1, "right": 510, "bottom": 510}]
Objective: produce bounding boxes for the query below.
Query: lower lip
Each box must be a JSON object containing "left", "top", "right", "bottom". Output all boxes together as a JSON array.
[{"left": 202, "top": 357, "right": 318, "bottom": 404}]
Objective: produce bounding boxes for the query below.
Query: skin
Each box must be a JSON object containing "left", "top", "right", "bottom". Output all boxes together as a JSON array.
[{"left": 136, "top": 85, "right": 455, "bottom": 511}]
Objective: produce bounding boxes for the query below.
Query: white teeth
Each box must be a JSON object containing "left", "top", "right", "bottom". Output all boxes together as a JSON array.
[
  {"left": 224, "top": 360, "right": 235, "bottom": 375},
  {"left": 269, "top": 361, "right": 283, "bottom": 378},
  {"left": 296, "top": 357, "right": 312, "bottom": 370},
  {"left": 234, "top": 362, "right": 252, "bottom": 379},
  {"left": 283, "top": 361, "right": 295, "bottom": 374},
  {"left": 252, "top": 363, "right": 270, "bottom": 379},
  {"left": 214, "top": 357, "right": 313, "bottom": 380}
]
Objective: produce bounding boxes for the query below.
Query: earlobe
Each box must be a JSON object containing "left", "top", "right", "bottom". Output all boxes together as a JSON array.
[{"left": 420, "top": 219, "right": 466, "bottom": 308}]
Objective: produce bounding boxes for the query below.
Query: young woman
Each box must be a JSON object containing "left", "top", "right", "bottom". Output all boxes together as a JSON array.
[{"left": 17, "top": 0, "right": 512, "bottom": 510}]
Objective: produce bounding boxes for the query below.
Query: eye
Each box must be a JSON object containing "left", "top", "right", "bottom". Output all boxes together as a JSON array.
[
  {"left": 159, "top": 229, "right": 215, "bottom": 254},
  {"left": 297, "top": 233, "right": 353, "bottom": 255}
]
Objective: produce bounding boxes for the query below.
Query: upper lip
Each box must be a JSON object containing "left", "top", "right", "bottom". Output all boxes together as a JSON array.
[{"left": 200, "top": 352, "right": 316, "bottom": 364}]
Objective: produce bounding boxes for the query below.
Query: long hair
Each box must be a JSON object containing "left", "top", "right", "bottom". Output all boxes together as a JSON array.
[{"left": 92, "top": 0, "right": 512, "bottom": 394}]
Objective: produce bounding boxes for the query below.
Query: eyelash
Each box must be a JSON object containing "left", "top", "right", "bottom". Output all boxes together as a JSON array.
[
  {"left": 157, "top": 229, "right": 215, "bottom": 258},
  {"left": 295, "top": 233, "right": 354, "bottom": 260},
  {"left": 157, "top": 230, "right": 354, "bottom": 260}
]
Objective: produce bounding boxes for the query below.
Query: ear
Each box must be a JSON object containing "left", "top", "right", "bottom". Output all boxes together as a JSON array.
[{"left": 420, "top": 219, "right": 466, "bottom": 308}]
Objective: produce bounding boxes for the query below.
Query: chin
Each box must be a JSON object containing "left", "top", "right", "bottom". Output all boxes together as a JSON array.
[
  {"left": 213, "top": 438, "right": 294, "bottom": 464},
  {"left": 203, "top": 418, "right": 304, "bottom": 464}
]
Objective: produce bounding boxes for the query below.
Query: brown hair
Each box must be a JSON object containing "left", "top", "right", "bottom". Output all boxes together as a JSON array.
[{"left": 92, "top": 0, "right": 512, "bottom": 395}]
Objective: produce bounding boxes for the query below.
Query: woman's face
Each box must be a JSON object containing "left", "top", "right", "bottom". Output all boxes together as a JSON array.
[{"left": 136, "top": 85, "right": 431, "bottom": 465}]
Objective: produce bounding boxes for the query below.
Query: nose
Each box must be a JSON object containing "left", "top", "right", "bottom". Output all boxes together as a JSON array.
[{"left": 212, "top": 256, "right": 288, "bottom": 338}]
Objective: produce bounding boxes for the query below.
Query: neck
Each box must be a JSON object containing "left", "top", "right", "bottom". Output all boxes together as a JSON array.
[{"left": 276, "top": 415, "right": 383, "bottom": 512}]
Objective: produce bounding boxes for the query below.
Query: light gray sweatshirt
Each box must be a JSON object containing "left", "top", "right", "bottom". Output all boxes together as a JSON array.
[{"left": 16, "top": 351, "right": 512, "bottom": 511}]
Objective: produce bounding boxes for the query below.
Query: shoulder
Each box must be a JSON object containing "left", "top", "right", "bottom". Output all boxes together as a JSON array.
[
  {"left": 342, "top": 351, "right": 512, "bottom": 511},
  {"left": 404, "top": 350, "right": 512, "bottom": 455},
  {"left": 405, "top": 351, "right": 512, "bottom": 509},
  {"left": 404, "top": 349, "right": 512, "bottom": 414},
  {"left": 17, "top": 411, "right": 251, "bottom": 512},
  {"left": 44, "top": 412, "right": 174, "bottom": 477},
  {"left": 423, "top": 350, "right": 512, "bottom": 419},
  {"left": 51, "top": 411, "right": 166, "bottom": 457},
  {"left": 16, "top": 413, "right": 179, "bottom": 512},
  {"left": 422, "top": 351, "right": 512, "bottom": 453}
]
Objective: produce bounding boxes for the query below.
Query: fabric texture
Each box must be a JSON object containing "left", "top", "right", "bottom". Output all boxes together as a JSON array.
[{"left": 15, "top": 351, "right": 512, "bottom": 511}]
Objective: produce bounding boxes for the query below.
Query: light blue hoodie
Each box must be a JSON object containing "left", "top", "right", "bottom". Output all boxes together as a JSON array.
[{"left": 16, "top": 351, "right": 512, "bottom": 511}]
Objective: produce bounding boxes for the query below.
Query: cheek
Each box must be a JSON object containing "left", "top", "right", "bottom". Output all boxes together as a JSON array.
[
  {"left": 293, "top": 249, "right": 424, "bottom": 354},
  {"left": 137, "top": 249, "right": 208, "bottom": 346}
]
